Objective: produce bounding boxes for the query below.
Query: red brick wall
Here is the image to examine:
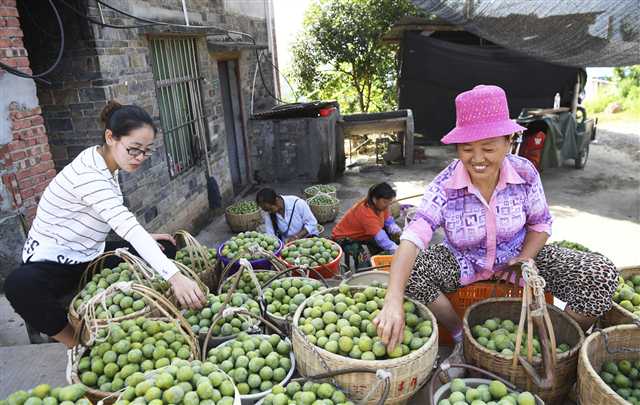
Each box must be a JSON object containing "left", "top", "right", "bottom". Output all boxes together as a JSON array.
[{"left": 1, "top": 0, "right": 55, "bottom": 223}]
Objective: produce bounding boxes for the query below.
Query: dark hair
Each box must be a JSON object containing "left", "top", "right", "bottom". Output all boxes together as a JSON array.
[
  {"left": 366, "top": 182, "right": 396, "bottom": 207},
  {"left": 100, "top": 100, "right": 157, "bottom": 142},
  {"left": 256, "top": 188, "right": 278, "bottom": 206}
]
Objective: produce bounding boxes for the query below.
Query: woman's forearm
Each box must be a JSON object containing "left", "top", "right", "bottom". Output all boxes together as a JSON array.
[
  {"left": 519, "top": 230, "right": 549, "bottom": 260},
  {"left": 386, "top": 240, "right": 419, "bottom": 304}
]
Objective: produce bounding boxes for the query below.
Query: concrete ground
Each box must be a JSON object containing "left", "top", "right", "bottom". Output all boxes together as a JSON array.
[{"left": 0, "top": 126, "right": 638, "bottom": 401}]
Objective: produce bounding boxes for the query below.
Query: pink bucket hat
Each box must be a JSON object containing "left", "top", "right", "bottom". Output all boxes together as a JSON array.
[{"left": 441, "top": 85, "right": 526, "bottom": 144}]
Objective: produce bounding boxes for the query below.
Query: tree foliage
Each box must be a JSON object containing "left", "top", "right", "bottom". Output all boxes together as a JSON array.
[{"left": 291, "top": 0, "right": 425, "bottom": 113}]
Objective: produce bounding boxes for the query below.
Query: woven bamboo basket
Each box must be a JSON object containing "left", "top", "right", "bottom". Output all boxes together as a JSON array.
[
  {"left": 68, "top": 287, "right": 200, "bottom": 403},
  {"left": 67, "top": 310, "right": 200, "bottom": 405},
  {"left": 602, "top": 266, "right": 640, "bottom": 328},
  {"left": 308, "top": 197, "right": 340, "bottom": 224},
  {"left": 304, "top": 185, "right": 337, "bottom": 199},
  {"left": 68, "top": 250, "right": 171, "bottom": 345},
  {"left": 463, "top": 298, "right": 585, "bottom": 404},
  {"left": 174, "top": 229, "right": 218, "bottom": 290},
  {"left": 577, "top": 324, "right": 640, "bottom": 405},
  {"left": 225, "top": 205, "right": 263, "bottom": 232},
  {"left": 292, "top": 286, "right": 438, "bottom": 405}
]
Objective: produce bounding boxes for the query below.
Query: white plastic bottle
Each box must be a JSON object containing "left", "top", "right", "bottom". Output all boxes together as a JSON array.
[{"left": 553, "top": 92, "right": 561, "bottom": 109}]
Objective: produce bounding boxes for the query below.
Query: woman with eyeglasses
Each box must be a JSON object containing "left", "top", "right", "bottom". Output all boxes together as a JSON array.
[{"left": 5, "top": 100, "right": 206, "bottom": 348}]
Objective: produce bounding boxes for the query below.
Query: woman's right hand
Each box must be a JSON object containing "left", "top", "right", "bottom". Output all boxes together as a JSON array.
[
  {"left": 169, "top": 273, "right": 206, "bottom": 310},
  {"left": 373, "top": 297, "right": 406, "bottom": 352}
]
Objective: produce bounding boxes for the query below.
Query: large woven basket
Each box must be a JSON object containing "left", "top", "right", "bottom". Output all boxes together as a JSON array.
[
  {"left": 463, "top": 298, "right": 585, "bottom": 405},
  {"left": 601, "top": 266, "right": 640, "bottom": 328},
  {"left": 67, "top": 250, "right": 170, "bottom": 345},
  {"left": 68, "top": 313, "right": 199, "bottom": 404},
  {"left": 577, "top": 324, "right": 640, "bottom": 405},
  {"left": 225, "top": 206, "right": 263, "bottom": 232},
  {"left": 308, "top": 198, "right": 340, "bottom": 224},
  {"left": 292, "top": 286, "right": 438, "bottom": 404},
  {"left": 174, "top": 229, "right": 218, "bottom": 290}
]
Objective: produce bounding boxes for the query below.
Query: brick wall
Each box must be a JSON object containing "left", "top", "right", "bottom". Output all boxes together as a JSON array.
[
  {"left": 0, "top": 0, "right": 56, "bottom": 285},
  {"left": 1, "top": 0, "right": 55, "bottom": 223}
]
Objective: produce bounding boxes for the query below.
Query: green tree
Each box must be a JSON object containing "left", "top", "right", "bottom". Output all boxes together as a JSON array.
[{"left": 291, "top": 0, "right": 425, "bottom": 113}]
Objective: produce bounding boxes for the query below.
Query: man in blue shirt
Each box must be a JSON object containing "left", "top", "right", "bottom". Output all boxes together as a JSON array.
[{"left": 256, "top": 188, "right": 319, "bottom": 243}]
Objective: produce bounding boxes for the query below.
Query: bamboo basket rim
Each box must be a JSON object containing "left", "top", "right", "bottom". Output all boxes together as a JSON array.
[
  {"left": 292, "top": 285, "right": 438, "bottom": 368},
  {"left": 608, "top": 266, "right": 640, "bottom": 320},
  {"left": 579, "top": 324, "right": 640, "bottom": 404},
  {"left": 225, "top": 204, "right": 261, "bottom": 216},
  {"left": 304, "top": 184, "right": 337, "bottom": 195},
  {"left": 307, "top": 197, "right": 340, "bottom": 208},
  {"left": 463, "top": 297, "right": 585, "bottom": 363}
]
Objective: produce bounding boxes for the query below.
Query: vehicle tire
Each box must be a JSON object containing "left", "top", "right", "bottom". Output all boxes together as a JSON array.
[{"left": 575, "top": 143, "right": 589, "bottom": 169}]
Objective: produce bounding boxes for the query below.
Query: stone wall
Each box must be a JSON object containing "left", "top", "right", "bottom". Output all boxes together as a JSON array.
[
  {"left": 19, "top": 0, "right": 278, "bottom": 236},
  {"left": 0, "top": 0, "right": 56, "bottom": 287}
]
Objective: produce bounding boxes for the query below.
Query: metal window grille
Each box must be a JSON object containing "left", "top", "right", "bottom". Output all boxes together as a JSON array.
[{"left": 149, "top": 37, "right": 207, "bottom": 177}]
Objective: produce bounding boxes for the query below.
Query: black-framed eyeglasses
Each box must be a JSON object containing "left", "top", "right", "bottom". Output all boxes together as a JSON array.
[{"left": 126, "top": 146, "right": 154, "bottom": 158}]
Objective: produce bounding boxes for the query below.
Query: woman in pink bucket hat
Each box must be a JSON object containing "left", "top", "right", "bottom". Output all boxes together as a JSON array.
[{"left": 373, "top": 85, "right": 617, "bottom": 368}]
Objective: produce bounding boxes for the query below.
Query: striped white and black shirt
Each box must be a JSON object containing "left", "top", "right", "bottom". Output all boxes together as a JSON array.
[{"left": 22, "top": 146, "right": 178, "bottom": 280}]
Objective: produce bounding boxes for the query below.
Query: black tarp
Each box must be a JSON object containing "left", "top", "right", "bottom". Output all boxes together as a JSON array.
[{"left": 399, "top": 33, "right": 584, "bottom": 144}]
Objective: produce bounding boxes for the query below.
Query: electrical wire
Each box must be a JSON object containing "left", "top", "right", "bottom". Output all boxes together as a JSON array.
[
  {"left": 57, "top": 0, "right": 159, "bottom": 29},
  {"left": 0, "top": 0, "right": 64, "bottom": 83}
]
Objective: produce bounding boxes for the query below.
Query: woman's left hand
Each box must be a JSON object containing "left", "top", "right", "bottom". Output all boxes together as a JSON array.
[{"left": 151, "top": 233, "right": 176, "bottom": 250}]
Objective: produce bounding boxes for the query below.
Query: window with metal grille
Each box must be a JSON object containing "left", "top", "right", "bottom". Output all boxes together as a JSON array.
[{"left": 149, "top": 37, "right": 207, "bottom": 177}]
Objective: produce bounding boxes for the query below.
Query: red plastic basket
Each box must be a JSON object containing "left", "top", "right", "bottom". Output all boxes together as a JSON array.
[{"left": 282, "top": 239, "right": 343, "bottom": 279}]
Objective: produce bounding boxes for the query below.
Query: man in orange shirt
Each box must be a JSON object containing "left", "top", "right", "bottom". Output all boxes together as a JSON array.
[{"left": 332, "top": 183, "right": 402, "bottom": 257}]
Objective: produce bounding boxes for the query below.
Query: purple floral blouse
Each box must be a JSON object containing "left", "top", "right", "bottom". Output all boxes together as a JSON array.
[{"left": 400, "top": 154, "right": 553, "bottom": 285}]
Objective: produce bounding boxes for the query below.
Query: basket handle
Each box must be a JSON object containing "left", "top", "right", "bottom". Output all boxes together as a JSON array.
[
  {"left": 174, "top": 230, "right": 216, "bottom": 274},
  {"left": 511, "top": 260, "right": 557, "bottom": 390},
  {"left": 428, "top": 363, "right": 519, "bottom": 402},
  {"left": 293, "top": 367, "right": 390, "bottom": 405}
]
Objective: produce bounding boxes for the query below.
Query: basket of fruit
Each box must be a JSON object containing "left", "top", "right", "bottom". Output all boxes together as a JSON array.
[
  {"left": 304, "top": 184, "right": 337, "bottom": 199},
  {"left": 187, "top": 291, "right": 262, "bottom": 349},
  {"left": 578, "top": 324, "right": 640, "bottom": 405},
  {"left": 226, "top": 200, "right": 263, "bottom": 233},
  {"left": 291, "top": 285, "right": 438, "bottom": 404},
  {"left": 68, "top": 250, "right": 175, "bottom": 345},
  {"left": 602, "top": 266, "right": 640, "bottom": 327},
  {"left": 429, "top": 363, "right": 544, "bottom": 405},
  {"left": 113, "top": 358, "right": 241, "bottom": 405},
  {"left": 219, "top": 269, "right": 277, "bottom": 298},
  {"left": 261, "top": 268, "right": 328, "bottom": 333},
  {"left": 307, "top": 194, "right": 340, "bottom": 224},
  {"left": 463, "top": 297, "right": 585, "bottom": 404},
  {"left": 206, "top": 328, "right": 296, "bottom": 404},
  {"left": 68, "top": 286, "right": 200, "bottom": 402},
  {"left": 174, "top": 229, "right": 218, "bottom": 289},
  {"left": 2, "top": 384, "right": 91, "bottom": 405},
  {"left": 256, "top": 367, "right": 391, "bottom": 405},
  {"left": 218, "top": 232, "right": 284, "bottom": 273},
  {"left": 281, "top": 237, "right": 343, "bottom": 279}
]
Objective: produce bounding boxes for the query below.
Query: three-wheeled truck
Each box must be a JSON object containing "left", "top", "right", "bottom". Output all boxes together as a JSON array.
[{"left": 513, "top": 105, "right": 597, "bottom": 171}]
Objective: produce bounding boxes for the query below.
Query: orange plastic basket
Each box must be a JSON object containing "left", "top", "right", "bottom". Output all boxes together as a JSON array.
[{"left": 370, "top": 255, "right": 392, "bottom": 271}]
